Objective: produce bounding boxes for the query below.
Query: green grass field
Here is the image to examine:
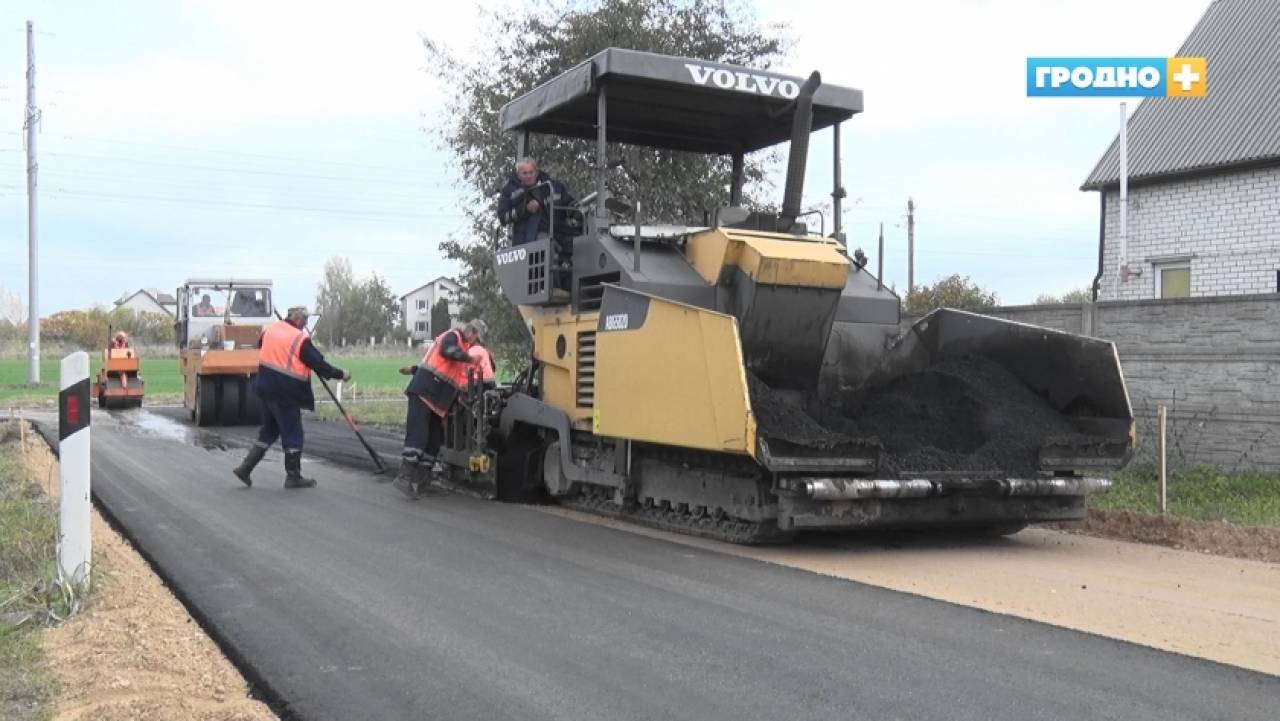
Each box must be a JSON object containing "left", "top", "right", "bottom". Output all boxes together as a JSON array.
[
  {"left": 0, "top": 357, "right": 185, "bottom": 406},
  {"left": 0, "top": 355, "right": 421, "bottom": 406},
  {"left": 0, "top": 427, "right": 59, "bottom": 721},
  {"left": 326, "top": 356, "right": 422, "bottom": 396},
  {"left": 0, "top": 360, "right": 63, "bottom": 405},
  {"left": 1095, "top": 465, "right": 1280, "bottom": 527},
  {"left": 314, "top": 399, "right": 407, "bottom": 428}
]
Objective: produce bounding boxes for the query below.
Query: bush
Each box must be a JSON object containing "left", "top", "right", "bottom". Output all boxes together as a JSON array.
[
  {"left": 39, "top": 307, "right": 174, "bottom": 350},
  {"left": 904, "top": 274, "right": 998, "bottom": 313}
]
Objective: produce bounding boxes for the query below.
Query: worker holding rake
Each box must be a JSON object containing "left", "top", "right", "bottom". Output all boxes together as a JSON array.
[{"left": 232, "top": 306, "right": 351, "bottom": 489}]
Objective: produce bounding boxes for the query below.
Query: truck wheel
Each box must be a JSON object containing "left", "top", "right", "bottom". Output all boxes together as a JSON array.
[
  {"left": 240, "top": 378, "right": 262, "bottom": 425},
  {"left": 195, "top": 377, "right": 218, "bottom": 427},
  {"left": 219, "top": 378, "right": 244, "bottom": 426},
  {"left": 495, "top": 427, "right": 550, "bottom": 503}
]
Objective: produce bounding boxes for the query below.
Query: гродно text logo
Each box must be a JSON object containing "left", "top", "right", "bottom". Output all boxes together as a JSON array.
[{"left": 1027, "top": 57, "right": 1206, "bottom": 97}]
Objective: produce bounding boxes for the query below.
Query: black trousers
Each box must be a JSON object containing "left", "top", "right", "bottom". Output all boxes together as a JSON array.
[
  {"left": 257, "top": 400, "right": 304, "bottom": 452},
  {"left": 402, "top": 398, "right": 445, "bottom": 463}
]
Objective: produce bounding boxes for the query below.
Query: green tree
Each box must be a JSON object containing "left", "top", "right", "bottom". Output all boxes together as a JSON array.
[
  {"left": 424, "top": 0, "right": 789, "bottom": 365},
  {"left": 904, "top": 274, "right": 998, "bottom": 313},
  {"left": 110, "top": 308, "right": 173, "bottom": 345},
  {"left": 1034, "top": 287, "right": 1093, "bottom": 305},
  {"left": 314, "top": 258, "right": 399, "bottom": 346},
  {"left": 344, "top": 274, "right": 400, "bottom": 344},
  {"left": 315, "top": 257, "right": 356, "bottom": 347},
  {"left": 430, "top": 297, "right": 452, "bottom": 339},
  {"left": 39, "top": 306, "right": 179, "bottom": 348},
  {"left": 42, "top": 310, "right": 89, "bottom": 345}
]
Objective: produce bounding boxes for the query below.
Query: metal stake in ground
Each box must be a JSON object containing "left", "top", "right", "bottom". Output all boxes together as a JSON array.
[{"left": 1158, "top": 405, "right": 1168, "bottom": 514}]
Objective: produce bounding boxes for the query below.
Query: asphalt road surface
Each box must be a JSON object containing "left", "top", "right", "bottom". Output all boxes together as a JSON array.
[{"left": 39, "top": 407, "right": 1280, "bottom": 720}]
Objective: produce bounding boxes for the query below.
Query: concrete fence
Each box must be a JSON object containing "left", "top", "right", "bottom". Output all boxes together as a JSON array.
[{"left": 903, "top": 293, "right": 1280, "bottom": 471}]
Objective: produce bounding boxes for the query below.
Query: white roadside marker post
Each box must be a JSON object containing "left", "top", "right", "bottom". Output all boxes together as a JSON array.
[{"left": 58, "top": 351, "right": 92, "bottom": 591}]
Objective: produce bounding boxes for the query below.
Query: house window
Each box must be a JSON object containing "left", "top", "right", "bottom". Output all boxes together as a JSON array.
[
  {"left": 1155, "top": 262, "right": 1191, "bottom": 299},
  {"left": 417, "top": 299, "right": 427, "bottom": 311},
  {"left": 414, "top": 321, "right": 426, "bottom": 332}
]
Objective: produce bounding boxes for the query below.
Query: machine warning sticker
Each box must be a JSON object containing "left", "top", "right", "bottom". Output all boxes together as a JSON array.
[{"left": 603, "top": 313, "right": 630, "bottom": 331}]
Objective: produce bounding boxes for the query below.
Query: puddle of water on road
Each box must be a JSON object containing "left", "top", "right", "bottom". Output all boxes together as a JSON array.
[{"left": 106, "top": 408, "right": 231, "bottom": 451}]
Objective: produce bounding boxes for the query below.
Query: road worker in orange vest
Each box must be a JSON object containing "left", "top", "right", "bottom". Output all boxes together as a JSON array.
[
  {"left": 393, "top": 318, "right": 489, "bottom": 500},
  {"left": 232, "top": 306, "right": 351, "bottom": 489},
  {"left": 395, "top": 334, "right": 496, "bottom": 392},
  {"left": 467, "top": 344, "right": 497, "bottom": 390}
]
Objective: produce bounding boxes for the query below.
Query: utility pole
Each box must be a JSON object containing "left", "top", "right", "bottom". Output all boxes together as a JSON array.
[
  {"left": 25, "top": 20, "right": 40, "bottom": 386},
  {"left": 906, "top": 197, "right": 915, "bottom": 296}
]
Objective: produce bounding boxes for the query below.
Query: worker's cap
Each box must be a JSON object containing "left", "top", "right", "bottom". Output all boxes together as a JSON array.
[
  {"left": 286, "top": 306, "right": 309, "bottom": 320},
  {"left": 464, "top": 318, "right": 489, "bottom": 339}
]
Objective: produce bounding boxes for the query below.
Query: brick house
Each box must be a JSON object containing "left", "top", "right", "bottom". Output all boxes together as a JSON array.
[{"left": 1083, "top": 0, "right": 1280, "bottom": 301}]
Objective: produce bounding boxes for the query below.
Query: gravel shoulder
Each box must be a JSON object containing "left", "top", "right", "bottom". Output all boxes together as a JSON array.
[{"left": 17, "top": 420, "right": 277, "bottom": 721}]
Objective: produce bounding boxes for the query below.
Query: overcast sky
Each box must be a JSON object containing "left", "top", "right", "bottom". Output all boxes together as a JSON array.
[{"left": 1, "top": 0, "right": 1211, "bottom": 317}]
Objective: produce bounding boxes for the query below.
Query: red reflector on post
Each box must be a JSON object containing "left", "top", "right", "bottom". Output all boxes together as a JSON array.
[{"left": 58, "top": 362, "right": 92, "bottom": 441}]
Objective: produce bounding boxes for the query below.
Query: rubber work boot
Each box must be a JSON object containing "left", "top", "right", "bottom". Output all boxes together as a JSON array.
[
  {"left": 393, "top": 458, "right": 421, "bottom": 500},
  {"left": 232, "top": 443, "right": 268, "bottom": 488},
  {"left": 414, "top": 461, "right": 449, "bottom": 498},
  {"left": 283, "top": 451, "right": 317, "bottom": 489}
]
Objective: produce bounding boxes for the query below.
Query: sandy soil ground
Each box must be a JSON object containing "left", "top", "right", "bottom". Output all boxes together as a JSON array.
[
  {"left": 1052, "top": 509, "right": 1280, "bottom": 564},
  {"left": 537, "top": 506, "right": 1280, "bottom": 676},
  {"left": 17, "top": 426, "right": 277, "bottom": 721}
]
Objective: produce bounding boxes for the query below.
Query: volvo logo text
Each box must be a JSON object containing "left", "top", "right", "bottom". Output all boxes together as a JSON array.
[
  {"left": 684, "top": 63, "right": 799, "bottom": 99},
  {"left": 495, "top": 248, "right": 527, "bottom": 265}
]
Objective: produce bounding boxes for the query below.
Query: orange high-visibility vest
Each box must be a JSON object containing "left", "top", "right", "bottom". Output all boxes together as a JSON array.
[
  {"left": 421, "top": 329, "right": 474, "bottom": 390},
  {"left": 259, "top": 320, "right": 311, "bottom": 382},
  {"left": 468, "top": 345, "right": 496, "bottom": 383},
  {"left": 414, "top": 329, "right": 476, "bottom": 417}
]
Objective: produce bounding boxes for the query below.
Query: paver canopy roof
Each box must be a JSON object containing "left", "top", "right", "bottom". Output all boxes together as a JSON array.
[{"left": 499, "top": 48, "right": 863, "bottom": 154}]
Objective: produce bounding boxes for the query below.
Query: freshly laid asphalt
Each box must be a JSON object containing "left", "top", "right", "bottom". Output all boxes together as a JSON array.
[{"left": 36, "top": 406, "right": 1278, "bottom": 720}]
